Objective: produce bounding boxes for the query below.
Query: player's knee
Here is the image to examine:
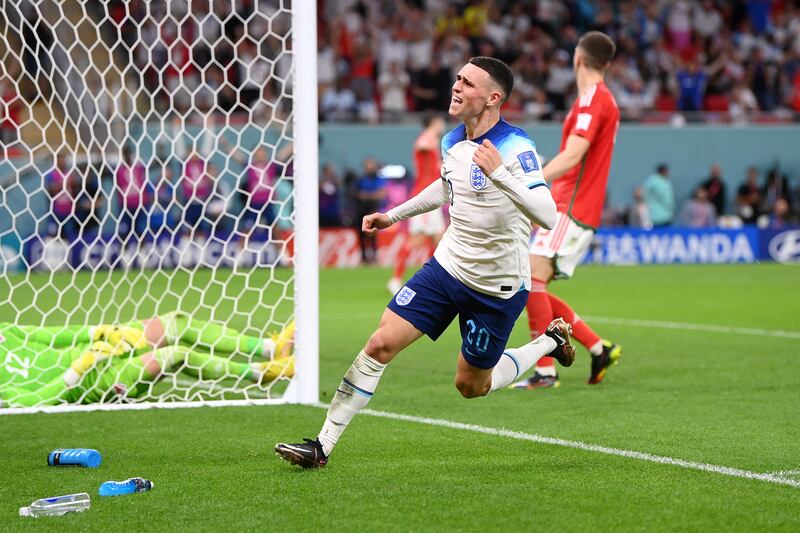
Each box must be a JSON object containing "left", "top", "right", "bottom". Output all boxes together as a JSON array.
[
  {"left": 531, "top": 257, "right": 554, "bottom": 282},
  {"left": 364, "top": 331, "right": 395, "bottom": 364},
  {"left": 454, "top": 377, "right": 489, "bottom": 399}
]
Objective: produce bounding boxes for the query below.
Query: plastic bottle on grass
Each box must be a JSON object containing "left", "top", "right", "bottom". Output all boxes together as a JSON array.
[
  {"left": 19, "top": 492, "right": 91, "bottom": 517},
  {"left": 98, "top": 477, "right": 154, "bottom": 497},
  {"left": 47, "top": 448, "right": 102, "bottom": 468}
]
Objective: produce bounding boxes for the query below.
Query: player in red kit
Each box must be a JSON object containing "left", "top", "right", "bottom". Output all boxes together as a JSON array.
[
  {"left": 516, "top": 32, "right": 623, "bottom": 389},
  {"left": 387, "top": 114, "right": 447, "bottom": 294}
]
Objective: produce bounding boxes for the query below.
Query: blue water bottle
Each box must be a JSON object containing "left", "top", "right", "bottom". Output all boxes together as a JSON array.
[
  {"left": 98, "top": 477, "right": 154, "bottom": 497},
  {"left": 47, "top": 448, "right": 102, "bottom": 468}
]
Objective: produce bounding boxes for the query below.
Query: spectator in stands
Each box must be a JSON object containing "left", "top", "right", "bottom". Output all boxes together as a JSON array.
[
  {"left": 317, "top": 35, "right": 338, "bottom": 101},
  {"left": 749, "top": 49, "right": 782, "bottom": 112},
  {"left": 676, "top": 60, "right": 708, "bottom": 112},
  {"left": 180, "top": 150, "right": 213, "bottom": 238},
  {"left": 761, "top": 167, "right": 792, "bottom": 215},
  {"left": 767, "top": 197, "right": 795, "bottom": 229},
  {"left": 729, "top": 80, "right": 760, "bottom": 123},
  {"left": 627, "top": 187, "right": 653, "bottom": 230},
  {"left": 354, "top": 158, "right": 386, "bottom": 264},
  {"left": 679, "top": 186, "right": 717, "bottom": 228},
  {"left": 115, "top": 147, "right": 150, "bottom": 242},
  {"left": 643, "top": 163, "right": 675, "bottom": 228},
  {"left": 321, "top": 78, "right": 357, "bottom": 121},
  {"left": 701, "top": 164, "right": 727, "bottom": 216},
  {"left": 410, "top": 57, "right": 451, "bottom": 112},
  {"left": 0, "top": 77, "right": 20, "bottom": 145},
  {"left": 736, "top": 166, "right": 762, "bottom": 224},
  {"left": 544, "top": 49, "right": 574, "bottom": 111},
  {"left": 205, "top": 164, "right": 235, "bottom": 236},
  {"left": 73, "top": 165, "right": 105, "bottom": 239},
  {"left": 236, "top": 39, "right": 269, "bottom": 108},
  {"left": 378, "top": 62, "right": 410, "bottom": 120},
  {"left": 272, "top": 149, "right": 295, "bottom": 266},
  {"left": 44, "top": 153, "right": 76, "bottom": 240},
  {"left": 224, "top": 140, "right": 276, "bottom": 241},
  {"left": 319, "top": 164, "right": 342, "bottom": 228},
  {"left": 146, "top": 163, "right": 178, "bottom": 240}
]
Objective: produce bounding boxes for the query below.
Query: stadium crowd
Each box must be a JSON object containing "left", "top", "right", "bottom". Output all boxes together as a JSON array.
[
  {"left": 317, "top": 0, "right": 800, "bottom": 123},
  {"left": 42, "top": 146, "right": 294, "bottom": 246}
]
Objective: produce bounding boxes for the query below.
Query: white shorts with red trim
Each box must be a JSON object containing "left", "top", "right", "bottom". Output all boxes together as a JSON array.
[
  {"left": 409, "top": 208, "right": 446, "bottom": 236},
  {"left": 529, "top": 211, "right": 594, "bottom": 279}
]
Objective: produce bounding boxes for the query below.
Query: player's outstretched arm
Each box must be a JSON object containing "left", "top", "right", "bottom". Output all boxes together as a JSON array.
[
  {"left": 542, "top": 134, "right": 590, "bottom": 182},
  {"left": 474, "top": 140, "right": 557, "bottom": 229},
  {"left": 362, "top": 212, "right": 393, "bottom": 236},
  {"left": 382, "top": 178, "right": 450, "bottom": 228},
  {"left": 0, "top": 378, "right": 71, "bottom": 407}
]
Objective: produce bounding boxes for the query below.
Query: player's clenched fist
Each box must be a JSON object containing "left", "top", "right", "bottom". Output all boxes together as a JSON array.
[
  {"left": 362, "top": 212, "right": 392, "bottom": 236},
  {"left": 472, "top": 139, "right": 503, "bottom": 177}
]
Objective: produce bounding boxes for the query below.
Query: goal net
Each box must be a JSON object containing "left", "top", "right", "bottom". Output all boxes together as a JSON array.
[{"left": 0, "top": 0, "right": 318, "bottom": 412}]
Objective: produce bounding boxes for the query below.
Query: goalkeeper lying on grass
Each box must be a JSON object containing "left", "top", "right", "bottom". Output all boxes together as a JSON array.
[{"left": 0, "top": 312, "right": 294, "bottom": 408}]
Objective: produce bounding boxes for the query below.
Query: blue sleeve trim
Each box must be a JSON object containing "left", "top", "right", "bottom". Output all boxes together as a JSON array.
[{"left": 527, "top": 182, "right": 549, "bottom": 190}]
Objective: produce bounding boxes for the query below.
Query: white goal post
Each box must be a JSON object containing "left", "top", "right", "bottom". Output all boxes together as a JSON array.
[{"left": 0, "top": 0, "right": 318, "bottom": 413}]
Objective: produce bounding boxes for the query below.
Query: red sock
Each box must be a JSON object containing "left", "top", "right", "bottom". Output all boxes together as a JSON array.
[
  {"left": 393, "top": 240, "right": 411, "bottom": 279},
  {"left": 526, "top": 277, "right": 555, "bottom": 368},
  {"left": 547, "top": 293, "right": 602, "bottom": 352}
]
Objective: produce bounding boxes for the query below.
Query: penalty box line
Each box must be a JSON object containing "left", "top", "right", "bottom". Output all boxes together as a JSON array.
[
  {"left": 319, "top": 404, "right": 800, "bottom": 489},
  {"left": 583, "top": 316, "right": 800, "bottom": 339}
]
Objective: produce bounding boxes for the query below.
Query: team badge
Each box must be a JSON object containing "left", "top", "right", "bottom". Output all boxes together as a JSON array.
[
  {"left": 470, "top": 164, "right": 487, "bottom": 190},
  {"left": 517, "top": 151, "right": 539, "bottom": 172},
  {"left": 395, "top": 286, "right": 416, "bottom": 306}
]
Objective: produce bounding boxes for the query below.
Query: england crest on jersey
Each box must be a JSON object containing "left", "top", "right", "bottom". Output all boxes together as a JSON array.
[
  {"left": 470, "top": 164, "right": 487, "bottom": 190},
  {"left": 395, "top": 286, "right": 416, "bottom": 306}
]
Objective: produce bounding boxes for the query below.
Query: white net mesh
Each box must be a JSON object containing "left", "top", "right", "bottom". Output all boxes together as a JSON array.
[{"left": 0, "top": 0, "right": 301, "bottom": 410}]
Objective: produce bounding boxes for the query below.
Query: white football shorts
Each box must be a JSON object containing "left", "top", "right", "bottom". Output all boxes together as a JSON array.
[
  {"left": 529, "top": 211, "right": 595, "bottom": 279},
  {"left": 409, "top": 208, "right": 446, "bottom": 236}
]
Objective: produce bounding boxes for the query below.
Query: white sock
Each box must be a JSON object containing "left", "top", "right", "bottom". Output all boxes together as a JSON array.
[
  {"left": 490, "top": 335, "right": 557, "bottom": 391},
  {"left": 261, "top": 338, "right": 276, "bottom": 358},
  {"left": 318, "top": 350, "right": 386, "bottom": 456},
  {"left": 588, "top": 340, "right": 603, "bottom": 356}
]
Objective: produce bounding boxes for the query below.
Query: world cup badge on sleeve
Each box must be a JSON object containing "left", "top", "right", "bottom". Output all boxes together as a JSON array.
[
  {"left": 517, "top": 151, "right": 539, "bottom": 172},
  {"left": 395, "top": 286, "right": 417, "bottom": 306}
]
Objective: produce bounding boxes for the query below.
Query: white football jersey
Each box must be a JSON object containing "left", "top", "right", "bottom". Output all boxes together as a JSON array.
[{"left": 435, "top": 119, "right": 549, "bottom": 298}]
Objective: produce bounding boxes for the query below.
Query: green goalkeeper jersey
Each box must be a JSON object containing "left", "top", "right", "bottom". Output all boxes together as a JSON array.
[{"left": 0, "top": 323, "right": 94, "bottom": 391}]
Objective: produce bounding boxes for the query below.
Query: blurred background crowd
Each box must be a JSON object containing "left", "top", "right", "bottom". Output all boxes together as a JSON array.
[
  {"left": 0, "top": 0, "right": 797, "bottom": 250},
  {"left": 315, "top": 0, "right": 800, "bottom": 123}
]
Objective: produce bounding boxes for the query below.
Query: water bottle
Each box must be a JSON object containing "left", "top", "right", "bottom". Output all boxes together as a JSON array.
[
  {"left": 98, "top": 477, "right": 154, "bottom": 497},
  {"left": 48, "top": 448, "right": 102, "bottom": 468},
  {"left": 19, "top": 493, "right": 91, "bottom": 517}
]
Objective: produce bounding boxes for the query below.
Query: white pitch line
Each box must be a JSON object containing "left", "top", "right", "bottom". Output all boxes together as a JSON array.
[
  {"left": 770, "top": 469, "right": 800, "bottom": 477},
  {"left": 583, "top": 316, "right": 800, "bottom": 339},
  {"left": 335, "top": 405, "right": 800, "bottom": 489}
]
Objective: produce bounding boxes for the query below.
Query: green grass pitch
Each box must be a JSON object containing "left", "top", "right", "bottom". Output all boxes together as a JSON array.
[{"left": 2, "top": 263, "right": 799, "bottom": 531}]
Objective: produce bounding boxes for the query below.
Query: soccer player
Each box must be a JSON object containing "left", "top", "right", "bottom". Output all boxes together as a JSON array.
[
  {"left": 0, "top": 313, "right": 294, "bottom": 408},
  {"left": 275, "top": 57, "right": 576, "bottom": 469},
  {"left": 387, "top": 113, "right": 447, "bottom": 294},
  {"left": 518, "top": 32, "right": 622, "bottom": 390}
]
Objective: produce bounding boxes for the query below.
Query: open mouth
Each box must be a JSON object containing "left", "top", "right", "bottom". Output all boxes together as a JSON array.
[{"left": 451, "top": 96, "right": 463, "bottom": 104}]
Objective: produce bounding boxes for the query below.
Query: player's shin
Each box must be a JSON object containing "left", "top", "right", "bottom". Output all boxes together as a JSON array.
[
  {"left": 490, "top": 336, "right": 557, "bottom": 391},
  {"left": 547, "top": 293, "right": 602, "bottom": 355},
  {"left": 317, "top": 350, "right": 386, "bottom": 457}
]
